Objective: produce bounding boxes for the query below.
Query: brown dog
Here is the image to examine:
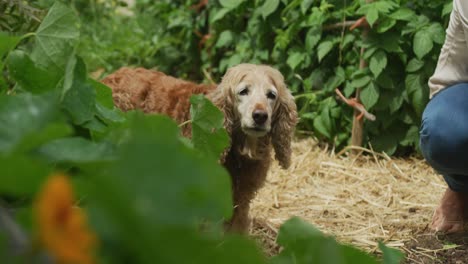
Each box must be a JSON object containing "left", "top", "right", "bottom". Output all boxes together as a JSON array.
[{"left": 102, "top": 64, "right": 298, "bottom": 232}]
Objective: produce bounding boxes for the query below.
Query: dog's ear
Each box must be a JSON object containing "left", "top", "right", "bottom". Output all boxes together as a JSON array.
[
  {"left": 209, "top": 67, "right": 242, "bottom": 163},
  {"left": 269, "top": 68, "right": 298, "bottom": 169}
]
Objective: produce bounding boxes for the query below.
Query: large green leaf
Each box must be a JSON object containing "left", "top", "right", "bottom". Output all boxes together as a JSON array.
[
  {"left": 7, "top": 50, "right": 60, "bottom": 93},
  {"left": 413, "top": 29, "right": 433, "bottom": 59},
  {"left": 369, "top": 50, "right": 387, "bottom": 78},
  {"left": 190, "top": 95, "right": 229, "bottom": 159},
  {"left": 0, "top": 155, "right": 50, "bottom": 196},
  {"left": 0, "top": 92, "right": 61, "bottom": 153},
  {"left": 38, "top": 137, "right": 116, "bottom": 163},
  {"left": 272, "top": 217, "right": 378, "bottom": 264},
  {"left": 380, "top": 242, "right": 404, "bottom": 264},
  {"left": 83, "top": 114, "right": 265, "bottom": 264},
  {"left": 62, "top": 56, "right": 96, "bottom": 125},
  {"left": 31, "top": 2, "right": 79, "bottom": 73}
]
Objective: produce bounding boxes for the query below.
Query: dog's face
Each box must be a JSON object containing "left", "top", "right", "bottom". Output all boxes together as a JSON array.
[
  {"left": 234, "top": 72, "right": 278, "bottom": 137},
  {"left": 214, "top": 64, "right": 298, "bottom": 168}
]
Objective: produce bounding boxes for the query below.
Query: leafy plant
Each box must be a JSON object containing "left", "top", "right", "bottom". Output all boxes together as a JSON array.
[
  {"left": 76, "top": 0, "right": 452, "bottom": 155},
  {"left": 0, "top": 2, "right": 404, "bottom": 263}
]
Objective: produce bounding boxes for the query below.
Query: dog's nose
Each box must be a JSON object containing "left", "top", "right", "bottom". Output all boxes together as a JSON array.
[{"left": 252, "top": 110, "right": 268, "bottom": 125}]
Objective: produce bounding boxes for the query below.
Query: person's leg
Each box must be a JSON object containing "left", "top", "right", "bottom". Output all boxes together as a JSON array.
[{"left": 420, "top": 82, "right": 468, "bottom": 233}]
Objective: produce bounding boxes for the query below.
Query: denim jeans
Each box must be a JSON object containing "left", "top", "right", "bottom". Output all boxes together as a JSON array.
[{"left": 420, "top": 83, "right": 468, "bottom": 192}]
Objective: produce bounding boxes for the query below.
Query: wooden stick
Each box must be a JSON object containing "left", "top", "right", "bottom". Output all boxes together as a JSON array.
[
  {"left": 351, "top": 2, "right": 372, "bottom": 149},
  {"left": 335, "top": 89, "right": 376, "bottom": 121}
]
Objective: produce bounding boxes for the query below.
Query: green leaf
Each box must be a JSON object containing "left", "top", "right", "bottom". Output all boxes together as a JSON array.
[
  {"left": 190, "top": 95, "right": 229, "bottom": 159},
  {"left": 62, "top": 56, "right": 96, "bottom": 125},
  {"left": 317, "top": 40, "right": 334, "bottom": 62},
  {"left": 411, "top": 86, "right": 428, "bottom": 117},
  {"left": 305, "top": 27, "right": 321, "bottom": 52},
  {"left": 0, "top": 155, "right": 50, "bottom": 196},
  {"left": 219, "top": 0, "right": 245, "bottom": 9},
  {"left": 360, "top": 82, "right": 379, "bottom": 109},
  {"left": 427, "top": 23, "right": 445, "bottom": 44},
  {"left": 14, "top": 123, "right": 73, "bottom": 154},
  {"left": 276, "top": 217, "right": 322, "bottom": 246},
  {"left": 379, "top": 241, "right": 404, "bottom": 264},
  {"left": 301, "top": 0, "right": 314, "bottom": 14},
  {"left": 272, "top": 217, "right": 378, "bottom": 264},
  {"left": 90, "top": 79, "right": 114, "bottom": 109},
  {"left": 0, "top": 92, "right": 61, "bottom": 153},
  {"left": 7, "top": 50, "right": 60, "bottom": 93},
  {"left": 38, "top": 137, "right": 116, "bottom": 163},
  {"left": 366, "top": 8, "right": 379, "bottom": 27},
  {"left": 104, "top": 113, "right": 233, "bottom": 224},
  {"left": 406, "top": 58, "right": 424, "bottom": 73},
  {"left": 405, "top": 74, "right": 422, "bottom": 94},
  {"left": 442, "top": 2, "right": 453, "bottom": 17},
  {"left": 211, "top": 8, "right": 231, "bottom": 23},
  {"left": 216, "top": 30, "right": 234, "bottom": 48},
  {"left": 31, "top": 2, "right": 80, "bottom": 74},
  {"left": 324, "top": 66, "right": 345, "bottom": 91},
  {"left": 413, "top": 29, "right": 433, "bottom": 59},
  {"left": 313, "top": 107, "right": 333, "bottom": 139},
  {"left": 376, "top": 17, "right": 396, "bottom": 33},
  {"left": 389, "top": 8, "right": 415, "bottom": 21},
  {"left": 369, "top": 50, "right": 387, "bottom": 78},
  {"left": 287, "top": 52, "right": 304, "bottom": 70},
  {"left": 261, "top": 0, "right": 280, "bottom": 19},
  {"left": 0, "top": 32, "right": 20, "bottom": 59},
  {"left": 351, "top": 75, "right": 371, "bottom": 89}
]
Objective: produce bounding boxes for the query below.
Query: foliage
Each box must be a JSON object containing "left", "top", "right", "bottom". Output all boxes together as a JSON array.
[
  {"left": 76, "top": 0, "right": 451, "bottom": 155},
  {"left": 0, "top": 2, "right": 405, "bottom": 263},
  {"left": 0, "top": 0, "right": 44, "bottom": 33}
]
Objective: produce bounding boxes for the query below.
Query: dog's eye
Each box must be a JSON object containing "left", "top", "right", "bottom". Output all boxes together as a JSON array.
[
  {"left": 267, "top": 91, "right": 277, "bottom": 100},
  {"left": 239, "top": 88, "right": 249, "bottom": 96}
]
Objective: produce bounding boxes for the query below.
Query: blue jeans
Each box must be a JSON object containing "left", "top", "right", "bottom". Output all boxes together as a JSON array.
[{"left": 420, "top": 83, "right": 468, "bottom": 192}]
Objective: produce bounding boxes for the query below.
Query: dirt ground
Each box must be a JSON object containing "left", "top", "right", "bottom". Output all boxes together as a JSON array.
[{"left": 249, "top": 138, "right": 468, "bottom": 263}]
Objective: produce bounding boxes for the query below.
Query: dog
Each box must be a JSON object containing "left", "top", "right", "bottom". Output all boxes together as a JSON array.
[{"left": 101, "top": 64, "right": 298, "bottom": 232}]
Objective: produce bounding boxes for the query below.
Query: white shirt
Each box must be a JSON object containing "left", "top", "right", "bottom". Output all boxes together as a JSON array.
[{"left": 428, "top": 0, "right": 468, "bottom": 98}]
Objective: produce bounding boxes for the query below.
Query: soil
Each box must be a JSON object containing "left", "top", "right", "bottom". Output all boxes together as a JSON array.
[{"left": 403, "top": 232, "right": 468, "bottom": 264}]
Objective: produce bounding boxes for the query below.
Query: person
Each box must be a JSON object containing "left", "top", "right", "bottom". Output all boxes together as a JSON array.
[{"left": 420, "top": 0, "right": 468, "bottom": 233}]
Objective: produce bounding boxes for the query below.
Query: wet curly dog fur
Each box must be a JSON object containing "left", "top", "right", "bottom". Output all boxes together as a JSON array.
[{"left": 101, "top": 64, "right": 298, "bottom": 232}]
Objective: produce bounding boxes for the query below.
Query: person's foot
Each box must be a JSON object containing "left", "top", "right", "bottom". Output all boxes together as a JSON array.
[{"left": 431, "top": 187, "right": 468, "bottom": 233}]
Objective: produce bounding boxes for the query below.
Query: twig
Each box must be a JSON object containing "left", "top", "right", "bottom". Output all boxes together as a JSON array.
[
  {"left": 335, "top": 88, "right": 376, "bottom": 121},
  {"left": 202, "top": 68, "right": 216, "bottom": 85},
  {"left": 323, "top": 21, "right": 358, "bottom": 30},
  {"left": 0, "top": 205, "right": 28, "bottom": 254}
]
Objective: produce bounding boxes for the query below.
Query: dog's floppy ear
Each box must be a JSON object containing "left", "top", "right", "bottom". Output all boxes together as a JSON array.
[
  {"left": 268, "top": 67, "right": 298, "bottom": 169},
  {"left": 209, "top": 66, "right": 245, "bottom": 162}
]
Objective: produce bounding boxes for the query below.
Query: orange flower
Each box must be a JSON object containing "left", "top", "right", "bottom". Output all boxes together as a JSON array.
[{"left": 35, "top": 173, "right": 96, "bottom": 264}]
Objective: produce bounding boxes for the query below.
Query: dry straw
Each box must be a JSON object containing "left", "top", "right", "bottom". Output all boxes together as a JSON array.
[{"left": 250, "top": 138, "right": 445, "bottom": 256}]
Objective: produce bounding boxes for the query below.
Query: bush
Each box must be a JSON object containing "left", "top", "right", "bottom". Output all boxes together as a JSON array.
[
  {"left": 0, "top": 2, "right": 405, "bottom": 263},
  {"left": 76, "top": 0, "right": 451, "bottom": 155}
]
